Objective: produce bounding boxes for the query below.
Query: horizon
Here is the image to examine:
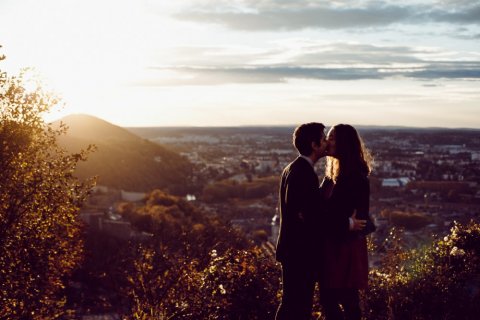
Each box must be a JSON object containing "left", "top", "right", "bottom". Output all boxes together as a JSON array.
[
  {"left": 58, "top": 113, "right": 480, "bottom": 131},
  {"left": 1, "top": 0, "right": 479, "bottom": 128}
]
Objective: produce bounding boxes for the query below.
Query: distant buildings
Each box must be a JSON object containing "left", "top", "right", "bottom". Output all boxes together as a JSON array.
[{"left": 382, "top": 177, "right": 411, "bottom": 187}]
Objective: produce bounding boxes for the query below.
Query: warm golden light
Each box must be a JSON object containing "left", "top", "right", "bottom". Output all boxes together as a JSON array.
[{"left": 1, "top": 0, "right": 478, "bottom": 128}]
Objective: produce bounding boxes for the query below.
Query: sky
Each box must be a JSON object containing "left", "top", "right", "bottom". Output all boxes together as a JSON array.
[{"left": 0, "top": 0, "right": 479, "bottom": 128}]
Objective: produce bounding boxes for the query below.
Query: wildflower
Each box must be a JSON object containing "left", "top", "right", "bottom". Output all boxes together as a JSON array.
[
  {"left": 219, "top": 284, "right": 226, "bottom": 294},
  {"left": 450, "top": 246, "right": 465, "bottom": 256}
]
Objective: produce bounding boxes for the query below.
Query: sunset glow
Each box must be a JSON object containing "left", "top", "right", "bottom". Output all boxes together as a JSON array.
[{"left": 1, "top": 0, "right": 479, "bottom": 128}]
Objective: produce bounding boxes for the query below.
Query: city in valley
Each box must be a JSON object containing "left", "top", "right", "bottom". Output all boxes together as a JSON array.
[{"left": 83, "top": 125, "right": 480, "bottom": 263}]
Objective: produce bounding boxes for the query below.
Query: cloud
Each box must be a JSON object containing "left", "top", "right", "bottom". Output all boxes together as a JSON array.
[
  {"left": 289, "top": 43, "right": 427, "bottom": 65},
  {"left": 137, "top": 42, "right": 480, "bottom": 85},
  {"left": 409, "top": 66, "right": 480, "bottom": 79},
  {"left": 158, "top": 45, "right": 279, "bottom": 66},
  {"left": 427, "top": 4, "right": 480, "bottom": 24},
  {"left": 137, "top": 63, "right": 480, "bottom": 86},
  {"left": 175, "top": 5, "right": 413, "bottom": 30},
  {"left": 173, "top": 1, "right": 480, "bottom": 31},
  {"left": 146, "top": 65, "right": 384, "bottom": 85},
  {"left": 156, "top": 42, "right": 438, "bottom": 67}
]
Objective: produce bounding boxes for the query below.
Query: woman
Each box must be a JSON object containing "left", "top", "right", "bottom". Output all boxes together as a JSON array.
[{"left": 320, "top": 124, "right": 375, "bottom": 320}]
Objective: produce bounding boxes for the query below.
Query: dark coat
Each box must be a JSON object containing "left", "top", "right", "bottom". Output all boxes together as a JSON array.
[
  {"left": 275, "top": 157, "right": 349, "bottom": 264},
  {"left": 321, "top": 173, "right": 371, "bottom": 289},
  {"left": 275, "top": 157, "right": 319, "bottom": 264}
]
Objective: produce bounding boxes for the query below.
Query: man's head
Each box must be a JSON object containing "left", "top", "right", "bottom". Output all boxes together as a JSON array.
[{"left": 293, "top": 122, "right": 327, "bottom": 161}]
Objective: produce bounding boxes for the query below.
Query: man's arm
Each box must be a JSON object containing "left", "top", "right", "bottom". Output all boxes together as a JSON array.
[{"left": 350, "top": 210, "right": 367, "bottom": 231}]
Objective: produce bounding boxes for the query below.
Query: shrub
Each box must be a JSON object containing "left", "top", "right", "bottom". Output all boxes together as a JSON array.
[{"left": 364, "top": 221, "right": 480, "bottom": 320}]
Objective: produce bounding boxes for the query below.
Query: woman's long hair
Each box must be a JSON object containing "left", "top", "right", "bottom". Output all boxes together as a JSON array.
[{"left": 325, "top": 124, "right": 373, "bottom": 182}]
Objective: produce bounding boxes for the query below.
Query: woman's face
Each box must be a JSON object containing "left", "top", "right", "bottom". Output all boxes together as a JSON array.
[{"left": 326, "top": 127, "right": 337, "bottom": 157}]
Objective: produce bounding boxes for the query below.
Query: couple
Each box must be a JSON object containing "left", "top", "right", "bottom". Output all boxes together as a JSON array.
[{"left": 275, "top": 122, "right": 375, "bottom": 320}]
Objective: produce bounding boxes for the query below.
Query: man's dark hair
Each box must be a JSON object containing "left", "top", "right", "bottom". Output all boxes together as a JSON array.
[{"left": 293, "top": 122, "right": 325, "bottom": 156}]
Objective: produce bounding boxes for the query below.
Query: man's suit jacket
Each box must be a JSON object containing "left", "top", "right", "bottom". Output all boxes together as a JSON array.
[
  {"left": 276, "top": 156, "right": 319, "bottom": 264},
  {"left": 275, "top": 156, "right": 350, "bottom": 264}
]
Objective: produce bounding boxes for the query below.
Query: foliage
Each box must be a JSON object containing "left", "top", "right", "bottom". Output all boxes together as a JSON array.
[
  {"left": 202, "top": 176, "right": 277, "bottom": 202},
  {"left": 74, "top": 189, "right": 273, "bottom": 318},
  {"left": 120, "top": 189, "right": 250, "bottom": 262},
  {"left": 381, "top": 210, "right": 433, "bottom": 231},
  {"left": 364, "top": 221, "right": 480, "bottom": 320},
  {"left": 0, "top": 60, "right": 94, "bottom": 318},
  {"left": 129, "top": 245, "right": 280, "bottom": 320},
  {"left": 80, "top": 184, "right": 480, "bottom": 319}
]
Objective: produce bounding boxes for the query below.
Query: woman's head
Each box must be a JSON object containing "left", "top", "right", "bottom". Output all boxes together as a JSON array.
[{"left": 325, "top": 124, "right": 373, "bottom": 181}]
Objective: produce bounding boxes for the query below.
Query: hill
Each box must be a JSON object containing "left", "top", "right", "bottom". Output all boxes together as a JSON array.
[{"left": 54, "top": 114, "right": 193, "bottom": 193}]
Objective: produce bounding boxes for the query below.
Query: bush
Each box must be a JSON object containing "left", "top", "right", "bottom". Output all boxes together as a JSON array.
[
  {"left": 386, "top": 210, "right": 433, "bottom": 231},
  {"left": 128, "top": 246, "right": 280, "bottom": 320},
  {"left": 364, "top": 221, "right": 480, "bottom": 320}
]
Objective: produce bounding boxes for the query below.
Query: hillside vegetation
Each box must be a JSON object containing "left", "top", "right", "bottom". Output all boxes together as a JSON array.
[
  {"left": 77, "top": 188, "right": 480, "bottom": 319},
  {"left": 74, "top": 189, "right": 280, "bottom": 319},
  {"left": 55, "top": 114, "right": 193, "bottom": 193}
]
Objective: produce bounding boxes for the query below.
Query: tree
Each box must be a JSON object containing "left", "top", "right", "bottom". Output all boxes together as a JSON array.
[{"left": 0, "top": 53, "right": 94, "bottom": 318}]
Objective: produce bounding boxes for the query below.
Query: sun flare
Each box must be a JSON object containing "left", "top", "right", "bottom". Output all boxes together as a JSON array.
[
  {"left": 1, "top": 0, "right": 156, "bottom": 123},
  {"left": 1, "top": 0, "right": 479, "bottom": 128}
]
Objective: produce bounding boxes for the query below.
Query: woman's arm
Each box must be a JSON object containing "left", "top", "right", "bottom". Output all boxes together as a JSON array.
[
  {"left": 354, "top": 176, "right": 376, "bottom": 235},
  {"left": 354, "top": 176, "right": 370, "bottom": 220}
]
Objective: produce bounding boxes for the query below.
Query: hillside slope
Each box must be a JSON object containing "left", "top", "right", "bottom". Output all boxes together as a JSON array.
[{"left": 55, "top": 114, "right": 193, "bottom": 193}]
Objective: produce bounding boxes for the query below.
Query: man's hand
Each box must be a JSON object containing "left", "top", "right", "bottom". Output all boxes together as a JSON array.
[{"left": 350, "top": 210, "right": 367, "bottom": 231}]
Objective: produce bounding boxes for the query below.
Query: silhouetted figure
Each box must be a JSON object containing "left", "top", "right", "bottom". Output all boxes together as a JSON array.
[{"left": 320, "top": 124, "right": 376, "bottom": 320}]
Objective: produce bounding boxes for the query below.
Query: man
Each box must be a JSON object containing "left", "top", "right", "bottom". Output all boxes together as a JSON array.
[{"left": 275, "top": 122, "right": 365, "bottom": 320}]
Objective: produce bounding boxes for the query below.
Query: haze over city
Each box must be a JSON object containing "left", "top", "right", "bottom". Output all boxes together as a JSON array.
[{"left": 1, "top": 0, "right": 479, "bottom": 128}]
